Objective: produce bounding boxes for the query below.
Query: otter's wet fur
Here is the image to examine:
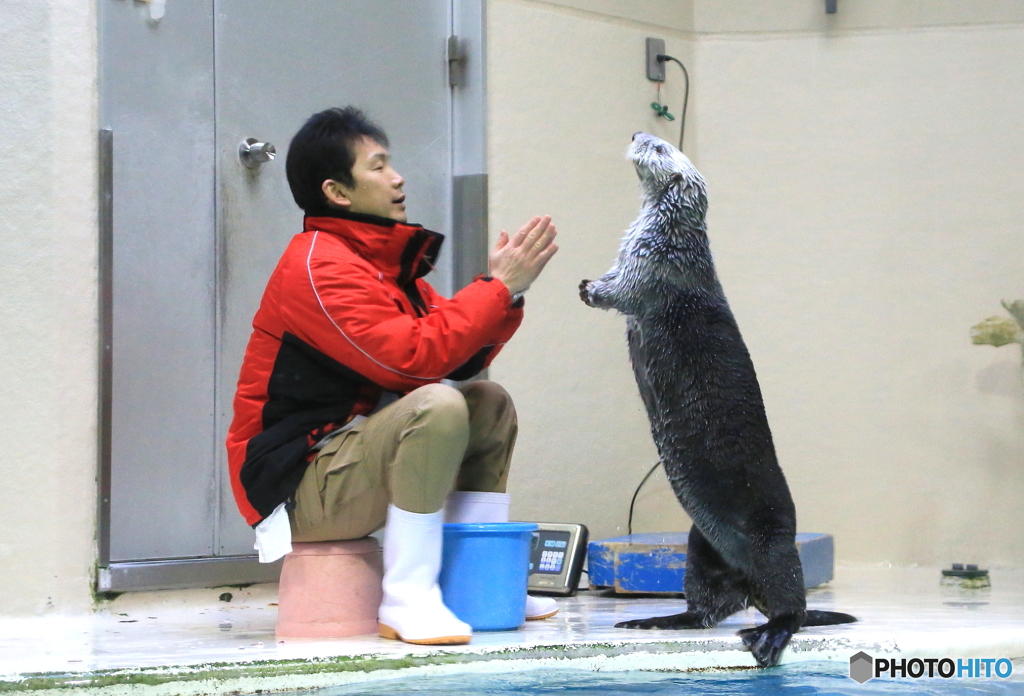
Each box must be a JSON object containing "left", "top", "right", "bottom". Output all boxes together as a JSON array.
[{"left": 579, "top": 133, "right": 855, "bottom": 668}]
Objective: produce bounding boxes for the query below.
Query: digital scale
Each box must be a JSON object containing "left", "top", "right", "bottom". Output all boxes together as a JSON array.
[
  {"left": 526, "top": 523, "right": 588, "bottom": 596},
  {"left": 522, "top": 525, "right": 835, "bottom": 597}
]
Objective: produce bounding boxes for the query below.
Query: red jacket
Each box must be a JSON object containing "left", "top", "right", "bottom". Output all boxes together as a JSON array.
[{"left": 226, "top": 211, "right": 523, "bottom": 526}]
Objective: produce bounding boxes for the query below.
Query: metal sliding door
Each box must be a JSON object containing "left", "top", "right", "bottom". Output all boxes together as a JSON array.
[{"left": 99, "top": 0, "right": 483, "bottom": 591}]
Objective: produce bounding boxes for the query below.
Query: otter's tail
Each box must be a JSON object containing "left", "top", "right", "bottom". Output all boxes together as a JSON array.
[{"left": 804, "top": 610, "right": 857, "bottom": 627}]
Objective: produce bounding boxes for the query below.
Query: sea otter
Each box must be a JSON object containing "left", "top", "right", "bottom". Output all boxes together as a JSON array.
[{"left": 579, "top": 133, "right": 855, "bottom": 668}]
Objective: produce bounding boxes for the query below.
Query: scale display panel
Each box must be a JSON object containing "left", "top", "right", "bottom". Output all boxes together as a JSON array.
[{"left": 527, "top": 523, "right": 588, "bottom": 596}]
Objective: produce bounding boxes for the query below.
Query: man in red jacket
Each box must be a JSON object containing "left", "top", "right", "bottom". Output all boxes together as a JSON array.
[{"left": 226, "top": 107, "right": 559, "bottom": 646}]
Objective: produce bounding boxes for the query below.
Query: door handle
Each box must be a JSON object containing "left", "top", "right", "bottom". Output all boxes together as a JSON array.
[{"left": 239, "top": 138, "right": 276, "bottom": 169}]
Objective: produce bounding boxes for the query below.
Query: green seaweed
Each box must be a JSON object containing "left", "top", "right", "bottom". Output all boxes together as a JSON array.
[{"left": 971, "top": 299, "right": 1024, "bottom": 363}]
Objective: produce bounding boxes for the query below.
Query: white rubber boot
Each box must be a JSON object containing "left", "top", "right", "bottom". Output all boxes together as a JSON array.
[
  {"left": 378, "top": 504, "right": 472, "bottom": 645},
  {"left": 444, "top": 491, "right": 559, "bottom": 621}
]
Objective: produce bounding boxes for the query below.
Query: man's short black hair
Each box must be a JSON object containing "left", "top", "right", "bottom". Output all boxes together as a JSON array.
[{"left": 286, "top": 107, "right": 390, "bottom": 212}]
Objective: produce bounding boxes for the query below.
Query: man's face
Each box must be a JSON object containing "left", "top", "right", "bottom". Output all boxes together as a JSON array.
[{"left": 325, "top": 136, "right": 407, "bottom": 222}]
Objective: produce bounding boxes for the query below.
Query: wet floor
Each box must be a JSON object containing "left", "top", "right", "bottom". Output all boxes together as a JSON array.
[{"left": 1, "top": 565, "right": 1022, "bottom": 694}]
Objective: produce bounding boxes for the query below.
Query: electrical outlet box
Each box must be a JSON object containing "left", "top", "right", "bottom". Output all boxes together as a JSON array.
[{"left": 646, "top": 37, "right": 665, "bottom": 82}]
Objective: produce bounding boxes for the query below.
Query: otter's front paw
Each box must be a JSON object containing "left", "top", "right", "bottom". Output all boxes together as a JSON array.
[{"left": 579, "top": 279, "right": 595, "bottom": 306}]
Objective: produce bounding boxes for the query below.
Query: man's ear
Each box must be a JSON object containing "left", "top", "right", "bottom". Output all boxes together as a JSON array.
[{"left": 321, "top": 179, "right": 352, "bottom": 209}]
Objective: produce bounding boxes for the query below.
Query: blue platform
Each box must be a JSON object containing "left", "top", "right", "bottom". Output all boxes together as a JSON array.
[{"left": 587, "top": 532, "right": 835, "bottom": 593}]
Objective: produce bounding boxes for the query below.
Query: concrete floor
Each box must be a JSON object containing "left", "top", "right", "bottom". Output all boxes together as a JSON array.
[{"left": 1, "top": 564, "right": 1023, "bottom": 694}]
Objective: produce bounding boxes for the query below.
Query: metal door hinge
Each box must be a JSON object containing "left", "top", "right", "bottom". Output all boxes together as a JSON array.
[{"left": 448, "top": 35, "right": 467, "bottom": 87}]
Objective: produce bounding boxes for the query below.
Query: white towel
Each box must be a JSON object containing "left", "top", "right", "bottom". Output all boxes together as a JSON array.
[{"left": 253, "top": 502, "right": 292, "bottom": 563}]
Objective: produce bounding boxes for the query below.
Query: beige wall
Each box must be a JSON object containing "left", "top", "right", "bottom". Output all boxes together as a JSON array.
[
  {"left": 488, "top": 0, "right": 697, "bottom": 543},
  {"left": 0, "top": 0, "right": 99, "bottom": 615},
  {"left": 696, "top": 22, "right": 1024, "bottom": 567},
  {"left": 490, "top": 0, "right": 1024, "bottom": 566}
]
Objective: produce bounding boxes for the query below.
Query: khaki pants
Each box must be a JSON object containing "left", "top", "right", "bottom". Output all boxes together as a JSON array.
[{"left": 289, "top": 380, "right": 517, "bottom": 542}]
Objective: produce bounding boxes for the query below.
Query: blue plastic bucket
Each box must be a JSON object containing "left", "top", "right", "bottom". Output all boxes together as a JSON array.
[{"left": 439, "top": 522, "right": 538, "bottom": 631}]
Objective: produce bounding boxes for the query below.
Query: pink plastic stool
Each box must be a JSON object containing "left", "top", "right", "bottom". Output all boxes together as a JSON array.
[{"left": 276, "top": 538, "right": 383, "bottom": 639}]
